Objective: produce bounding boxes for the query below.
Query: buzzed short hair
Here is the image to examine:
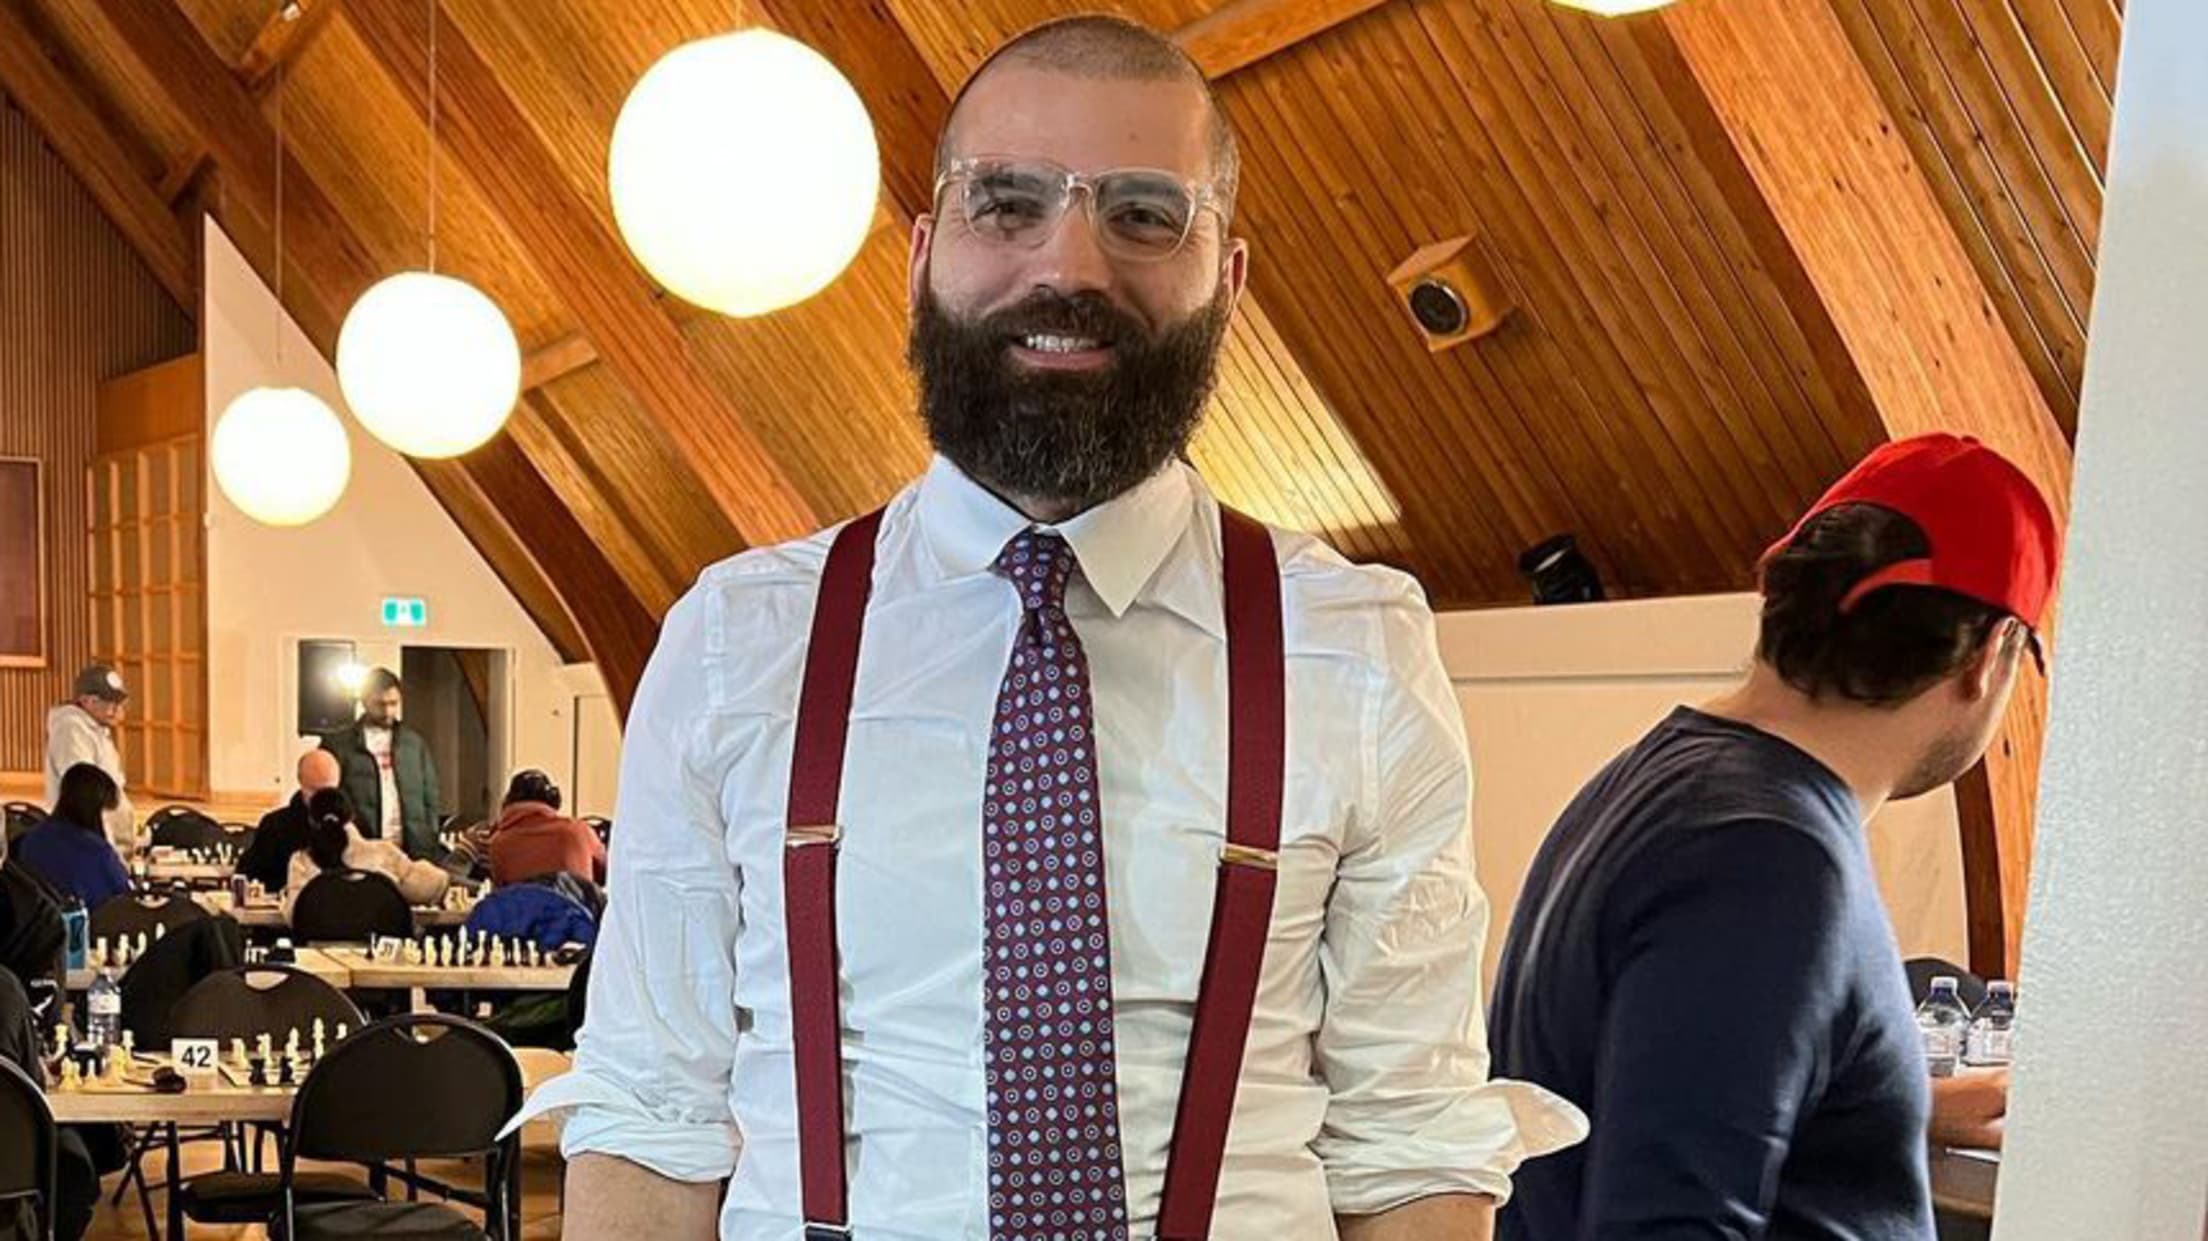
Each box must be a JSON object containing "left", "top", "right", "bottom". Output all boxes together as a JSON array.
[{"left": 934, "top": 15, "right": 1241, "bottom": 219}]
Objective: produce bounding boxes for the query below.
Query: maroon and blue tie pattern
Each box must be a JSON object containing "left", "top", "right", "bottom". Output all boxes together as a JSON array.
[{"left": 983, "top": 531, "right": 1130, "bottom": 1240}]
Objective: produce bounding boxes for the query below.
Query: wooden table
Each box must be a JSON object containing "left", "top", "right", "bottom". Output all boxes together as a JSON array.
[
  {"left": 66, "top": 947, "right": 356, "bottom": 991},
  {"left": 196, "top": 894, "right": 473, "bottom": 930},
  {"left": 1931, "top": 1145, "right": 1999, "bottom": 1219},
  {"left": 143, "top": 859, "right": 233, "bottom": 884},
  {"left": 316, "top": 947, "right": 574, "bottom": 992},
  {"left": 46, "top": 1048, "right": 572, "bottom": 1126}
]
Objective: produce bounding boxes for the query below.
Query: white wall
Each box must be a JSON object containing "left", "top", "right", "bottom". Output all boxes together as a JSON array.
[
  {"left": 1438, "top": 593, "right": 1968, "bottom": 985},
  {"left": 1994, "top": 0, "right": 2208, "bottom": 1234},
  {"left": 199, "top": 219, "right": 621, "bottom": 813}
]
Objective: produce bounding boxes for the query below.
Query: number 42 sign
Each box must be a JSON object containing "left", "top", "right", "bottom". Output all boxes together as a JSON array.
[{"left": 172, "top": 1038, "right": 219, "bottom": 1075}]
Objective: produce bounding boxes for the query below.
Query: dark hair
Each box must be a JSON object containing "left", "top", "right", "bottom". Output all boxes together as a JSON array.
[
  {"left": 304, "top": 788, "right": 355, "bottom": 872},
  {"left": 935, "top": 15, "right": 1241, "bottom": 219},
  {"left": 362, "top": 667, "right": 401, "bottom": 698},
  {"left": 503, "top": 769, "right": 561, "bottom": 811},
  {"left": 55, "top": 763, "right": 119, "bottom": 833},
  {"left": 1758, "top": 504, "right": 2011, "bottom": 707}
]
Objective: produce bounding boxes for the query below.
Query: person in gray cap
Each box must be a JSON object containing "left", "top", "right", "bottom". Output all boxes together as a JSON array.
[{"left": 43, "top": 664, "right": 134, "bottom": 848}]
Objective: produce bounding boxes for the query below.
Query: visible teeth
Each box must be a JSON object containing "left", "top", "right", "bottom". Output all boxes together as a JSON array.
[{"left": 1021, "top": 334, "right": 1102, "bottom": 354}]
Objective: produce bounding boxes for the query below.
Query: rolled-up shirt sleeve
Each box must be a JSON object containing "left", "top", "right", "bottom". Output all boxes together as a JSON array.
[
  {"left": 1314, "top": 589, "right": 1587, "bottom": 1214},
  {"left": 509, "top": 587, "right": 745, "bottom": 1183}
]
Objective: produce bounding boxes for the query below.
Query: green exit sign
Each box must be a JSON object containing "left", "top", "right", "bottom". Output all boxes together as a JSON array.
[{"left": 380, "top": 597, "right": 428, "bottom": 628}]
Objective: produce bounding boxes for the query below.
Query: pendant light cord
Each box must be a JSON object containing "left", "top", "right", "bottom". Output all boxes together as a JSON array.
[
  {"left": 274, "top": 55, "right": 285, "bottom": 368},
  {"left": 427, "top": 0, "right": 438, "bottom": 274}
]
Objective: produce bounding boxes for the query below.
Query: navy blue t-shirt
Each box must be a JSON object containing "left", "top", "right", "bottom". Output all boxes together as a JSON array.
[{"left": 1492, "top": 707, "right": 1932, "bottom": 1240}]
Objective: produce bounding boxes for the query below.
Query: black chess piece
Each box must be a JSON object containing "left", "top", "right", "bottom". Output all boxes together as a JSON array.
[{"left": 249, "top": 1057, "right": 267, "bottom": 1087}]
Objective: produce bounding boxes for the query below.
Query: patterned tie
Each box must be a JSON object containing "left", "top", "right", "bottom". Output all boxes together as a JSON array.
[{"left": 983, "top": 531, "right": 1130, "bottom": 1240}]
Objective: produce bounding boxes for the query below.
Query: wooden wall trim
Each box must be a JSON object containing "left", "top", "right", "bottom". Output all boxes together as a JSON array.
[
  {"left": 1175, "top": 0, "right": 1397, "bottom": 79},
  {"left": 1656, "top": 0, "right": 2074, "bottom": 978}
]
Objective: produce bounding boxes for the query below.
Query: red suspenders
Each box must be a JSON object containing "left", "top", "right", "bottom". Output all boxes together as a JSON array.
[{"left": 784, "top": 506, "right": 1284, "bottom": 1241}]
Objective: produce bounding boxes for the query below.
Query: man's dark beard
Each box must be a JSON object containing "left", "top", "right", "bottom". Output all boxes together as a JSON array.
[{"left": 908, "top": 283, "right": 1231, "bottom": 512}]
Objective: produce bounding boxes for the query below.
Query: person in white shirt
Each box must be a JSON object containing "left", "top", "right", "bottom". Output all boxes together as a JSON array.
[
  {"left": 529, "top": 16, "right": 1583, "bottom": 1241},
  {"left": 42, "top": 664, "right": 135, "bottom": 849}
]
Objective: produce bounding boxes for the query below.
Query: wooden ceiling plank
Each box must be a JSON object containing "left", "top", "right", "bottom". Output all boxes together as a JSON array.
[
  {"left": 1658, "top": 0, "right": 2072, "bottom": 979},
  {"left": 1509, "top": 0, "right": 1819, "bottom": 527},
  {"left": 746, "top": 0, "right": 944, "bottom": 226},
  {"left": 2007, "top": 0, "right": 2114, "bottom": 176},
  {"left": 1597, "top": 15, "right": 1884, "bottom": 470},
  {"left": 1831, "top": 0, "right": 2083, "bottom": 416},
  {"left": 520, "top": 330, "right": 599, "bottom": 392},
  {"left": 0, "top": 0, "right": 197, "bottom": 311},
  {"left": 1932, "top": 0, "right": 2104, "bottom": 256},
  {"left": 409, "top": 456, "right": 590, "bottom": 666},
  {"left": 1541, "top": 4, "right": 1842, "bottom": 508},
  {"left": 340, "top": 0, "right": 817, "bottom": 546},
  {"left": 1372, "top": 7, "right": 1740, "bottom": 584},
  {"left": 2057, "top": 0, "right": 2124, "bottom": 100},
  {"left": 1899, "top": 0, "right": 2098, "bottom": 326},
  {"left": 1430, "top": 1, "right": 1774, "bottom": 556}
]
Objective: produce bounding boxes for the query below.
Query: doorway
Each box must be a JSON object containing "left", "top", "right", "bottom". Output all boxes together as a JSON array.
[{"left": 398, "top": 646, "right": 511, "bottom": 826}]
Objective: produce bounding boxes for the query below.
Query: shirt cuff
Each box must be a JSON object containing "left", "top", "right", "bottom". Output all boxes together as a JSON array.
[
  {"left": 1322, "top": 1078, "right": 1589, "bottom": 1214},
  {"left": 504, "top": 1068, "right": 742, "bottom": 1184}
]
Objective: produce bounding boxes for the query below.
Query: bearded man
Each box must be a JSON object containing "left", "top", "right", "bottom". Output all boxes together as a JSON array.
[{"left": 525, "top": 16, "right": 1582, "bottom": 1241}]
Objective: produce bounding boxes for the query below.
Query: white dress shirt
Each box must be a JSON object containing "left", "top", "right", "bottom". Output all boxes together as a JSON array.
[{"left": 520, "top": 457, "right": 1586, "bottom": 1239}]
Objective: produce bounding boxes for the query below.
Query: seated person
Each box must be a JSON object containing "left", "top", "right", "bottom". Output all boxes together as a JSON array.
[
  {"left": 235, "top": 749, "right": 342, "bottom": 893},
  {"left": 0, "top": 822, "right": 63, "bottom": 990},
  {"left": 483, "top": 770, "right": 605, "bottom": 887},
  {"left": 13, "top": 764, "right": 131, "bottom": 912},
  {"left": 283, "top": 788, "right": 450, "bottom": 919},
  {"left": 0, "top": 967, "right": 99, "bottom": 1241}
]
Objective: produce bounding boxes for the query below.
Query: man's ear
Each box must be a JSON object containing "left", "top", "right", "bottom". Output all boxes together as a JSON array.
[
  {"left": 1963, "top": 618, "right": 2023, "bottom": 701},
  {"left": 1221, "top": 235, "right": 1250, "bottom": 317},
  {"left": 908, "top": 214, "right": 936, "bottom": 318}
]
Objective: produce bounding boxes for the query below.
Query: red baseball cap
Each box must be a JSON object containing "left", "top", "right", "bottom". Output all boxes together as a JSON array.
[{"left": 1763, "top": 434, "right": 2061, "bottom": 634}]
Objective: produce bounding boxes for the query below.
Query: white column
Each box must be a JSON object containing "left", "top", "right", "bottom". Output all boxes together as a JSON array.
[{"left": 1993, "top": 1, "right": 2208, "bottom": 1237}]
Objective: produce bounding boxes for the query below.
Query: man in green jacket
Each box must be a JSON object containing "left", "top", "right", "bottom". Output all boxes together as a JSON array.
[{"left": 319, "top": 667, "right": 443, "bottom": 861}]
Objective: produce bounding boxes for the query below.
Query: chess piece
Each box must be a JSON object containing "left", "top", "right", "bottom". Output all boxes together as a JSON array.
[
  {"left": 256, "top": 1032, "right": 274, "bottom": 1066},
  {"left": 285, "top": 1028, "right": 301, "bottom": 1060},
  {"left": 52, "top": 1024, "right": 68, "bottom": 1062},
  {"left": 231, "top": 1038, "right": 249, "bottom": 1070},
  {"left": 405, "top": 939, "right": 424, "bottom": 965},
  {"left": 249, "top": 1056, "right": 267, "bottom": 1087},
  {"left": 280, "top": 1053, "right": 299, "bottom": 1086},
  {"left": 313, "top": 1027, "right": 327, "bottom": 1061},
  {"left": 59, "top": 1059, "right": 81, "bottom": 1091},
  {"left": 155, "top": 921, "right": 167, "bottom": 940},
  {"left": 135, "top": 932, "right": 149, "bottom": 961},
  {"left": 94, "top": 937, "right": 109, "bottom": 969},
  {"left": 335, "top": 1022, "right": 349, "bottom": 1043},
  {"left": 103, "top": 1047, "right": 127, "bottom": 1083},
  {"left": 120, "top": 1030, "right": 134, "bottom": 1061}
]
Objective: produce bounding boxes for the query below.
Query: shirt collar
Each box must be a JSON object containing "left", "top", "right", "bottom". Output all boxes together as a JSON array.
[{"left": 916, "top": 454, "right": 1202, "bottom": 622}]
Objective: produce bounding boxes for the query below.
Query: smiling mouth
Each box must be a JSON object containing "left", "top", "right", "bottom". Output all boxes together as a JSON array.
[{"left": 1007, "top": 333, "right": 1116, "bottom": 370}]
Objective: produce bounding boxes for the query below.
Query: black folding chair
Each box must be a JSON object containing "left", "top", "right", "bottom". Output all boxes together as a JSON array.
[
  {"left": 0, "top": 1056, "right": 57, "bottom": 1241},
  {"left": 89, "top": 890, "right": 208, "bottom": 943},
  {"left": 167, "top": 967, "right": 376, "bottom": 1232},
  {"left": 146, "top": 806, "right": 225, "bottom": 851},
  {"left": 279, "top": 1015, "right": 524, "bottom": 1240},
  {"left": 2, "top": 802, "right": 44, "bottom": 848},
  {"left": 108, "top": 916, "right": 246, "bottom": 1228},
  {"left": 290, "top": 871, "right": 412, "bottom": 943}
]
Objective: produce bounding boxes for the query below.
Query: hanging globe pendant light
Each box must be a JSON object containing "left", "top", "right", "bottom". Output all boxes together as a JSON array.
[
  {"left": 338, "top": 0, "right": 519, "bottom": 458},
  {"left": 609, "top": 28, "right": 879, "bottom": 317},
  {"left": 338, "top": 270, "right": 520, "bottom": 458},
  {"left": 1550, "top": 0, "right": 1677, "bottom": 14},
  {"left": 212, "top": 387, "right": 352, "bottom": 526},
  {"left": 212, "top": 50, "right": 350, "bottom": 526}
]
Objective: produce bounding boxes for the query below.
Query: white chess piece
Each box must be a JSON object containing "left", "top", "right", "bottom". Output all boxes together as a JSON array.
[
  {"left": 135, "top": 932, "right": 149, "bottom": 960},
  {"left": 59, "top": 1059, "right": 81, "bottom": 1091},
  {"left": 335, "top": 1022, "right": 349, "bottom": 1042},
  {"left": 155, "top": 922, "right": 167, "bottom": 940},
  {"left": 231, "top": 1038, "right": 248, "bottom": 1069},
  {"left": 94, "top": 937, "right": 109, "bottom": 969},
  {"left": 120, "top": 1030, "right": 134, "bottom": 1060}
]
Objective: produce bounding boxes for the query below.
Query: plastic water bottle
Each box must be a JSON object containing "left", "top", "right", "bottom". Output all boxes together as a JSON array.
[
  {"left": 86, "top": 967, "right": 123, "bottom": 1049},
  {"left": 1916, "top": 976, "right": 1972, "bottom": 1077},
  {"left": 1964, "top": 980, "right": 2017, "bottom": 1066}
]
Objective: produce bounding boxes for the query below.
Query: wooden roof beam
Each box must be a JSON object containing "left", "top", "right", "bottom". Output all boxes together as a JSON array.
[
  {"left": 79, "top": 0, "right": 657, "bottom": 711},
  {"left": 1644, "top": 2, "right": 2073, "bottom": 979},
  {"left": 0, "top": 0, "right": 197, "bottom": 311},
  {"left": 239, "top": 0, "right": 335, "bottom": 93},
  {"left": 341, "top": 0, "right": 818, "bottom": 546},
  {"left": 1175, "top": 0, "right": 1398, "bottom": 80}
]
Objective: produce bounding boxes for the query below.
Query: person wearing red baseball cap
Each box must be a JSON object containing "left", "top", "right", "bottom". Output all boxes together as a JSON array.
[{"left": 1487, "top": 433, "right": 2060, "bottom": 1241}]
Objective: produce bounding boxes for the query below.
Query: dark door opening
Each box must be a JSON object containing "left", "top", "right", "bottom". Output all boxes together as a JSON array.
[{"left": 399, "top": 646, "right": 498, "bottom": 826}]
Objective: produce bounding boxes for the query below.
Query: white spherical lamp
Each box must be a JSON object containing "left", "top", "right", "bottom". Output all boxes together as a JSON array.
[
  {"left": 1551, "top": 0, "right": 1676, "bottom": 13},
  {"left": 211, "top": 387, "right": 352, "bottom": 526},
  {"left": 609, "top": 28, "right": 879, "bottom": 317},
  {"left": 337, "top": 271, "right": 521, "bottom": 458}
]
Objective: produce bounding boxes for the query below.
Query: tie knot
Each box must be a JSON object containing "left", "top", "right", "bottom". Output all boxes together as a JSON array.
[{"left": 995, "top": 530, "right": 1077, "bottom": 612}]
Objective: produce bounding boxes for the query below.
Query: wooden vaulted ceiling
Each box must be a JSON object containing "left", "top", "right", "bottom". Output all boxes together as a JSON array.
[{"left": 0, "top": 0, "right": 2113, "bottom": 716}]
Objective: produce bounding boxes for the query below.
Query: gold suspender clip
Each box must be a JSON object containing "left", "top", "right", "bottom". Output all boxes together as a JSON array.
[
  {"left": 787, "top": 823, "right": 843, "bottom": 849},
  {"left": 1219, "top": 842, "right": 1279, "bottom": 872}
]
